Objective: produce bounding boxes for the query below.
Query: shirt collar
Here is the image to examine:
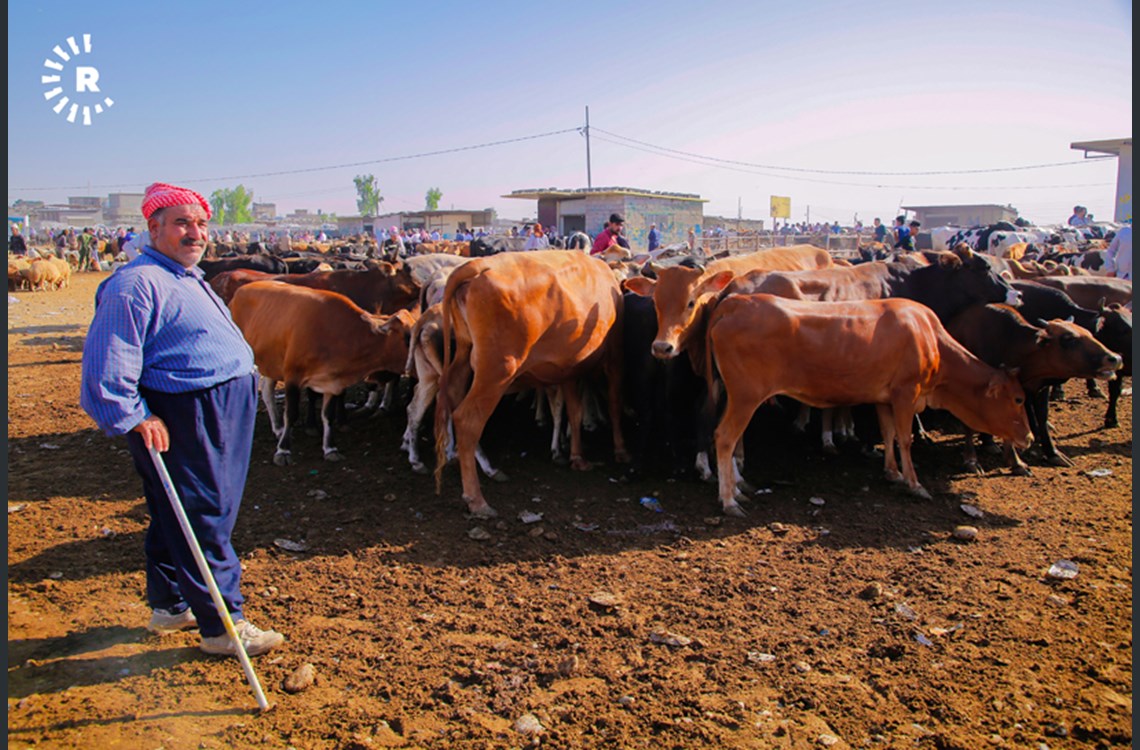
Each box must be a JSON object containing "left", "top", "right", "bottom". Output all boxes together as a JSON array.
[{"left": 142, "top": 246, "right": 205, "bottom": 279}]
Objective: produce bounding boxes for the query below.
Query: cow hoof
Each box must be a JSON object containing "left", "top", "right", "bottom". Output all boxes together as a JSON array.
[
  {"left": 489, "top": 470, "right": 510, "bottom": 483},
  {"left": 552, "top": 453, "right": 569, "bottom": 467},
  {"left": 1011, "top": 463, "right": 1033, "bottom": 477},
  {"left": 1087, "top": 385, "right": 1106, "bottom": 400},
  {"left": 614, "top": 449, "right": 632, "bottom": 464},
  {"left": 822, "top": 443, "right": 839, "bottom": 456},
  {"left": 963, "top": 460, "right": 983, "bottom": 475},
  {"left": 273, "top": 452, "right": 292, "bottom": 467},
  {"left": 324, "top": 450, "right": 343, "bottom": 462},
  {"left": 884, "top": 470, "right": 905, "bottom": 484},
  {"left": 570, "top": 457, "right": 592, "bottom": 471},
  {"left": 908, "top": 485, "right": 933, "bottom": 501},
  {"left": 464, "top": 499, "right": 498, "bottom": 518},
  {"left": 1046, "top": 452, "right": 1074, "bottom": 468},
  {"left": 1105, "top": 417, "right": 1119, "bottom": 429},
  {"left": 722, "top": 501, "right": 746, "bottom": 518},
  {"left": 736, "top": 478, "right": 757, "bottom": 496}
]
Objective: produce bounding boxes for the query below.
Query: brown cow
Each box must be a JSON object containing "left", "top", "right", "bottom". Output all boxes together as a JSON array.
[
  {"left": 209, "top": 268, "right": 280, "bottom": 304},
  {"left": 705, "top": 295, "right": 1032, "bottom": 515},
  {"left": 276, "top": 263, "right": 422, "bottom": 314},
  {"left": 1032, "top": 276, "right": 1132, "bottom": 309},
  {"left": 230, "top": 281, "right": 415, "bottom": 465},
  {"left": 433, "top": 250, "right": 628, "bottom": 517},
  {"left": 947, "top": 304, "right": 1122, "bottom": 472}
]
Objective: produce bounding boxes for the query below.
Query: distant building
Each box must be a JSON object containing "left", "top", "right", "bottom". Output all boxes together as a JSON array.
[
  {"left": 340, "top": 208, "right": 496, "bottom": 237},
  {"left": 899, "top": 204, "right": 1018, "bottom": 228},
  {"left": 252, "top": 202, "right": 277, "bottom": 221},
  {"left": 704, "top": 215, "right": 766, "bottom": 233},
  {"left": 1070, "top": 137, "right": 1132, "bottom": 222},
  {"left": 504, "top": 187, "right": 706, "bottom": 248},
  {"left": 105, "top": 193, "right": 145, "bottom": 226}
]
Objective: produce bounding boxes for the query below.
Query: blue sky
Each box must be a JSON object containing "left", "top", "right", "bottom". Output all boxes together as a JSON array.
[{"left": 7, "top": 0, "right": 1133, "bottom": 225}]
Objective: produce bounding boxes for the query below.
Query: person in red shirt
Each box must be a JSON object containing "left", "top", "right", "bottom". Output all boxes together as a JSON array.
[{"left": 591, "top": 213, "right": 625, "bottom": 256}]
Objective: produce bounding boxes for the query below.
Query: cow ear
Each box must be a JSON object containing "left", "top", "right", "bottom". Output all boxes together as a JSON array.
[
  {"left": 1064, "top": 315, "right": 1074, "bottom": 324},
  {"left": 622, "top": 276, "right": 656, "bottom": 297},
  {"left": 697, "top": 270, "right": 735, "bottom": 296},
  {"left": 1097, "top": 296, "right": 1108, "bottom": 313}
]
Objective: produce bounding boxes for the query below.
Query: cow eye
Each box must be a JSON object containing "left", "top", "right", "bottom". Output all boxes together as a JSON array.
[
  {"left": 1015, "top": 397, "right": 1025, "bottom": 405},
  {"left": 686, "top": 299, "right": 695, "bottom": 309}
]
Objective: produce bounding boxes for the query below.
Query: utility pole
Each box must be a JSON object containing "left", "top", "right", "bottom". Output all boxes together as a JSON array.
[{"left": 585, "top": 106, "right": 592, "bottom": 189}]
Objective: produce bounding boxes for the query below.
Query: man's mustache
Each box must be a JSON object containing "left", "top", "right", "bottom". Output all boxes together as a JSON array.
[{"left": 181, "top": 239, "right": 206, "bottom": 248}]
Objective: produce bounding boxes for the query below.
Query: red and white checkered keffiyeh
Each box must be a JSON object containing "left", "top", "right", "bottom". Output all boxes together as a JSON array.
[{"left": 141, "top": 182, "right": 211, "bottom": 220}]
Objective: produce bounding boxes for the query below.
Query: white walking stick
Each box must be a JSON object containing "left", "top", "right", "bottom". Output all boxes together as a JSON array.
[{"left": 148, "top": 446, "right": 271, "bottom": 712}]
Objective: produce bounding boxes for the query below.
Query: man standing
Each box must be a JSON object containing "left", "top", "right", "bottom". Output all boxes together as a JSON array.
[
  {"left": 1104, "top": 221, "right": 1132, "bottom": 281},
  {"left": 892, "top": 216, "right": 914, "bottom": 252},
  {"left": 80, "top": 182, "right": 283, "bottom": 658},
  {"left": 647, "top": 223, "right": 661, "bottom": 254},
  {"left": 872, "top": 217, "right": 887, "bottom": 244}
]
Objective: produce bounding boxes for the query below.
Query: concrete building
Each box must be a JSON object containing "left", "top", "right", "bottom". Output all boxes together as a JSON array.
[
  {"left": 899, "top": 203, "right": 1018, "bottom": 228},
  {"left": 104, "top": 193, "right": 145, "bottom": 226},
  {"left": 503, "top": 187, "right": 706, "bottom": 248},
  {"left": 340, "top": 208, "right": 496, "bottom": 237},
  {"left": 252, "top": 202, "right": 277, "bottom": 221},
  {"left": 1071, "top": 137, "right": 1132, "bottom": 222}
]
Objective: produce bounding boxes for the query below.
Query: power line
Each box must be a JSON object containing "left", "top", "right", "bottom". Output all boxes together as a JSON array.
[
  {"left": 588, "top": 132, "right": 1112, "bottom": 191},
  {"left": 591, "top": 127, "right": 1104, "bottom": 177},
  {"left": 9, "top": 127, "right": 582, "bottom": 192}
]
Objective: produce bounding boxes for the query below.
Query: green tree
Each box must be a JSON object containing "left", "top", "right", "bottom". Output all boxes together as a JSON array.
[
  {"left": 425, "top": 187, "right": 442, "bottom": 211},
  {"left": 354, "top": 174, "right": 382, "bottom": 216},
  {"left": 209, "top": 189, "right": 228, "bottom": 226},
  {"left": 226, "top": 184, "right": 254, "bottom": 224}
]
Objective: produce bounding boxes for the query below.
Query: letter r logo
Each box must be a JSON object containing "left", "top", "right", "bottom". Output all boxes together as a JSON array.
[{"left": 76, "top": 66, "right": 100, "bottom": 92}]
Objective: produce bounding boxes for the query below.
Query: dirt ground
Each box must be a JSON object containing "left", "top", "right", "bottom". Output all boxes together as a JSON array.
[{"left": 7, "top": 270, "right": 1133, "bottom": 750}]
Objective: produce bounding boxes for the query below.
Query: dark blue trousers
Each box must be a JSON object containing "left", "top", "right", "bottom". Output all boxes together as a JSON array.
[{"left": 127, "top": 374, "right": 258, "bottom": 637}]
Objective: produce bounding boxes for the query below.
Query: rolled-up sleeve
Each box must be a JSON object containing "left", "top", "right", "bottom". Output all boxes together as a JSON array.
[{"left": 80, "top": 286, "right": 153, "bottom": 436}]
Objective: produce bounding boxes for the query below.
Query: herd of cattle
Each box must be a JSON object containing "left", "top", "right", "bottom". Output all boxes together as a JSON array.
[
  {"left": 185, "top": 235, "right": 1132, "bottom": 518},
  {"left": 9, "top": 229, "right": 1129, "bottom": 516}
]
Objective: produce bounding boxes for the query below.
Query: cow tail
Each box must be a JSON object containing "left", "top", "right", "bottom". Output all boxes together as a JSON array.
[{"left": 433, "top": 289, "right": 453, "bottom": 494}]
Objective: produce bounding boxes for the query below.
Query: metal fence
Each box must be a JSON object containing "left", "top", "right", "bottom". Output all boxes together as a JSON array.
[{"left": 696, "top": 233, "right": 864, "bottom": 259}]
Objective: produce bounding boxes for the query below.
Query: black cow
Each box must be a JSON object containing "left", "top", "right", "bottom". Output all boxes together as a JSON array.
[
  {"left": 948, "top": 304, "right": 1122, "bottom": 472},
  {"left": 1094, "top": 305, "right": 1133, "bottom": 428},
  {"left": 198, "top": 254, "right": 289, "bottom": 281}
]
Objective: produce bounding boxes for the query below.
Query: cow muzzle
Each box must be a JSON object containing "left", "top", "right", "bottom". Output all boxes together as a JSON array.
[
  {"left": 1005, "top": 288, "right": 1023, "bottom": 306},
  {"left": 1098, "top": 353, "right": 1124, "bottom": 379},
  {"left": 651, "top": 340, "right": 677, "bottom": 359}
]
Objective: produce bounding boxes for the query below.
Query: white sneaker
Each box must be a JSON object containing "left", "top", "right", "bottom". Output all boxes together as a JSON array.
[
  {"left": 200, "top": 620, "right": 284, "bottom": 657},
  {"left": 147, "top": 607, "right": 197, "bottom": 634}
]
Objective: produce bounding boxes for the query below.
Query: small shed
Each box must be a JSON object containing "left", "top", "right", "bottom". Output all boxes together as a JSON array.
[
  {"left": 1070, "top": 137, "right": 1132, "bottom": 223},
  {"left": 504, "top": 187, "right": 706, "bottom": 248},
  {"left": 899, "top": 204, "right": 1019, "bottom": 228}
]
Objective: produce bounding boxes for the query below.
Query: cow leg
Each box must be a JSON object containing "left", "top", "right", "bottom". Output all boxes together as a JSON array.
[
  {"left": 1085, "top": 378, "right": 1106, "bottom": 400},
  {"left": 961, "top": 425, "right": 982, "bottom": 474},
  {"left": 1028, "top": 388, "right": 1072, "bottom": 466},
  {"left": 562, "top": 381, "right": 592, "bottom": 471},
  {"left": 820, "top": 408, "right": 838, "bottom": 455},
  {"left": 890, "top": 400, "right": 930, "bottom": 499},
  {"left": 259, "top": 376, "right": 284, "bottom": 438},
  {"left": 875, "top": 404, "right": 904, "bottom": 486},
  {"left": 548, "top": 386, "right": 568, "bottom": 464},
  {"left": 731, "top": 440, "right": 754, "bottom": 496},
  {"left": 580, "top": 382, "right": 604, "bottom": 433},
  {"left": 377, "top": 380, "right": 397, "bottom": 413},
  {"left": 361, "top": 383, "right": 383, "bottom": 413},
  {"left": 403, "top": 370, "right": 437, "bottom": 475},
  {"left": 1002, "top": 441, "right": 1032, "bottom": 476},
  {"left": 714, "top": 393, "right": 762, "bottom": 517},
  {"left": 602, "top": 333, "right": 630, "bottom": 464},
  {"left": 532, "top": 387, "right": 550, "bottom": 427},
  {"left": 693, "top": 383, "right": 718, "bottom": 482},
  {"left": 304, "top": 388, "right": 321, "bottom": 435},
  {"left": 792, "top": 403, "right": 810, "bottom": 434},
  {"left": 450, "top": 364, "right": 515, "bottom": 517},
  {"left": 837, "top": 407, "right": 855, "bottom": 444},
  {"left": 321, "top": 393, "right": 343, "bottom": 461},
  {"left": 1104, "top": 376, "right": 1122, "bottom": 428},
  {"left": 274, "top": 384, "right": 302, "bottom": 466}
]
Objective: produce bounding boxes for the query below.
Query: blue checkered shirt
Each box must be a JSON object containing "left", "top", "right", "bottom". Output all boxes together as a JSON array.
[{"left": 80, "top": 247, "right": 256, "bottom": 436}]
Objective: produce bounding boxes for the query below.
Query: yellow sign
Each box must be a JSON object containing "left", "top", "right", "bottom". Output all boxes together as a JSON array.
[{"left": 770, "top": 196, "right": 791, "bottom": 219}]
